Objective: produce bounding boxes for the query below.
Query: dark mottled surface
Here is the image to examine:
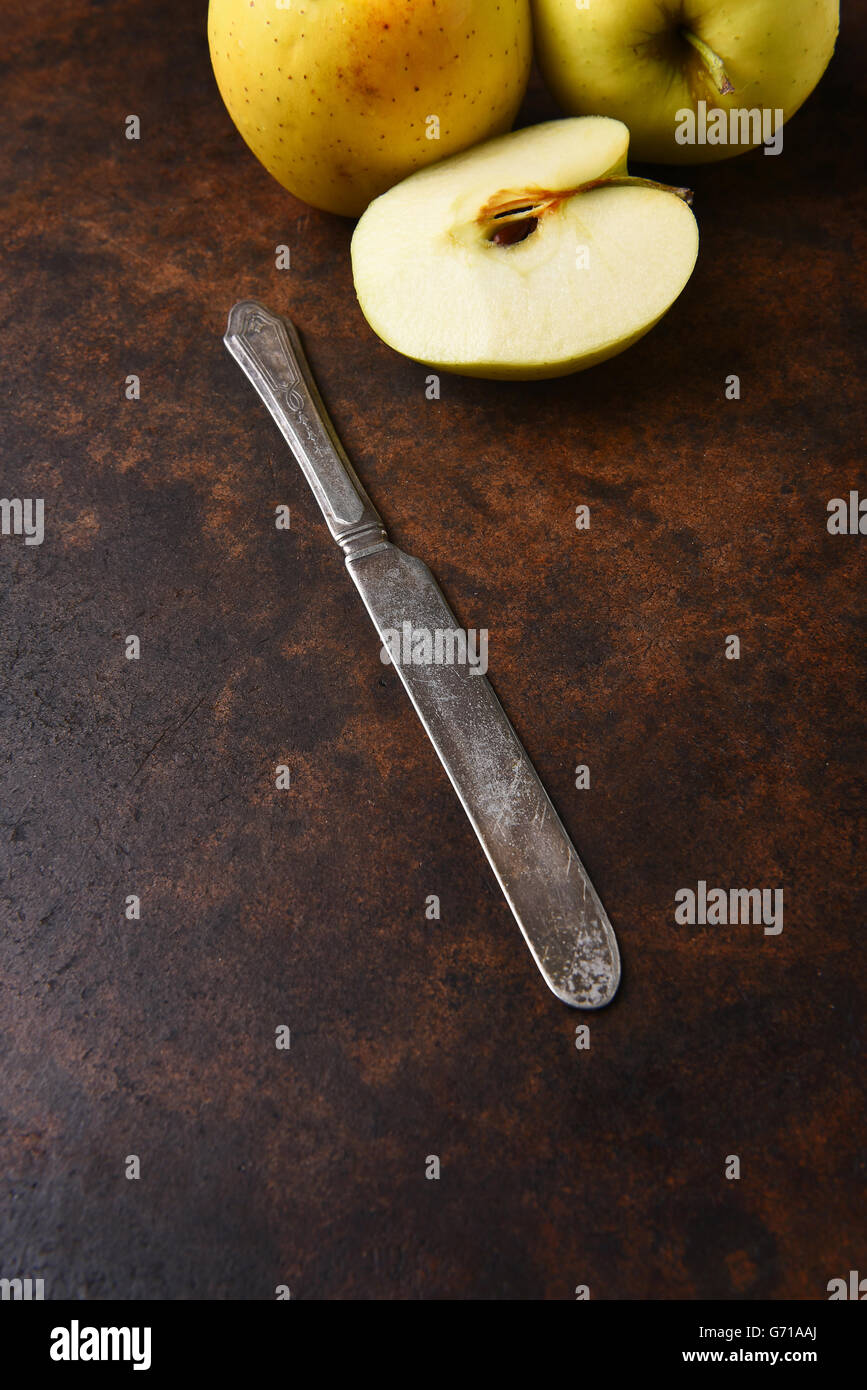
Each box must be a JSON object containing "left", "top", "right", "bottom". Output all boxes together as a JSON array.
[{"left": 1, "top": 0, "right": 865, "bottom": 1300}]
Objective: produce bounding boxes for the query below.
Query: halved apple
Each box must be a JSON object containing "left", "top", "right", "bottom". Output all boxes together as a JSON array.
[{"left": 351, "top": 117, "right": 699, "bottom": 380}]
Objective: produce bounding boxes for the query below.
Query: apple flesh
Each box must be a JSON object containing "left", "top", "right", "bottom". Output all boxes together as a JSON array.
[
  {"left": 208, "top": 0, "right": 532, "bottom": 217},
  {"left": 530, "top": 0, "right": 839, "bottom": 164},
  {"left": 351, "top": 118, "right": 699, "bottom": 380}
]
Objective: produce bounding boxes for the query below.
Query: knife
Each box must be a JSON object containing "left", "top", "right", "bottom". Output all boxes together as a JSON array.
[{"left": 223, "top": 300, "right": 621, "bottom": 1008}]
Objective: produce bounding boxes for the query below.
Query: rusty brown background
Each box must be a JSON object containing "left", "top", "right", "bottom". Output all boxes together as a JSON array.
[{"left": 1, "top": 0, "right": 864, "bottom": 1300}]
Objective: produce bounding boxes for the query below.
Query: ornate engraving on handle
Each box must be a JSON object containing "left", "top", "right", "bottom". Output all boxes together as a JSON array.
[
  {"left": 234, "top": 304, "right": 307, "bottom": 418},
  {"left": 225, "top": 300, "right": 377, "bottom": 536}
]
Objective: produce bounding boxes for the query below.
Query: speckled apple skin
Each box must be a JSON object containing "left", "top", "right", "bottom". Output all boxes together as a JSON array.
[{"left": 208, "top": 0, "right": 533, "bottom": 216}]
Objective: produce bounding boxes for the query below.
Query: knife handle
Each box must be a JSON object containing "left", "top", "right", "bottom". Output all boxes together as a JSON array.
[{"left": 224, "top": 300, "right": 388, "bottom": 558}]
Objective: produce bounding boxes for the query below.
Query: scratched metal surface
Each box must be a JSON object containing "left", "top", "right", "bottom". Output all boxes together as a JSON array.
[
  {"left": 224, "top": 296, "right": 619, "bottom": 1008},
  {"left": 348, "top": 541, "right": 620, "bottom": 1009},
  {"left": 1, "top": 0, "right": 865, "bottom": 1299}
]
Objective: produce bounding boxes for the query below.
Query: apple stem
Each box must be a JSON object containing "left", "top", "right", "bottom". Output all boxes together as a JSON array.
[
  {"left": 681, "top": 29, "right": 735, "bottom": 95},
  {"left": 579, "top": 176, "right": 694, "bottom": 207}
]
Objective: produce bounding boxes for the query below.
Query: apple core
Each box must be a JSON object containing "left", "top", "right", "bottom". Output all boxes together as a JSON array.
[{"left": 352, "top": 118, "right": 701, "bottom": 379}]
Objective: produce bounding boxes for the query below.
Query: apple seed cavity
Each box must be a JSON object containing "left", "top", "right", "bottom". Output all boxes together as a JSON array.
[{"left": 480, "top": 176, "right": 694, "bottom": 248}]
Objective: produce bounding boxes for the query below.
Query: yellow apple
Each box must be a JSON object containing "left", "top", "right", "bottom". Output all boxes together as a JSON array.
[
  {"left": 351, "top": 118, "right": 699, "bottom": 379},
  {"left": 208, "top": 0, "right": 533, "bottom": 216},
  {"left": 530, "top": 0, "right": 839, "bottom": 163}
]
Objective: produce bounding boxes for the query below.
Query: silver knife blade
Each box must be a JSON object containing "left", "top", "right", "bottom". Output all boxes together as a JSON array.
[{"left": 224, "top": 299, "right": 621, "bottom": 1008}]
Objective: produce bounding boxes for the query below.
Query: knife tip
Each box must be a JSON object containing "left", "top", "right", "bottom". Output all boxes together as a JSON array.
[{"left": 547, "top": 947, "right": 621, "bottom": 1011}]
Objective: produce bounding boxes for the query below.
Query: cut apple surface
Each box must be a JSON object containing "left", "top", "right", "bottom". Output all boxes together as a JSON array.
[{"left": 351, "top": 118, "right": 699, "bottom": 380}]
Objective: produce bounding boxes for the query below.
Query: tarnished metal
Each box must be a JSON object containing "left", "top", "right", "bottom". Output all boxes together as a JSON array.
[{"left": 224, "top": 299, "right": 620, "bottom": 1008}]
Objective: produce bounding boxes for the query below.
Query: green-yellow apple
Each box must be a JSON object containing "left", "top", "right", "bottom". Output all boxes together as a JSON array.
[
  {"left": 530, "top": 0, "right": 839, "bottom": 163},
  {"left": 351, "top": 117, "right": 699, "bottom": 379},
  {"left": 208, "top": 0, "right": 533, "bottom": 217}
]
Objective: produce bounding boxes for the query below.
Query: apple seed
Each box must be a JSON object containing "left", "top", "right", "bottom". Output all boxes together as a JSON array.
[{"left": 489, "top": 216, "right": 539, "bottom": 246}]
